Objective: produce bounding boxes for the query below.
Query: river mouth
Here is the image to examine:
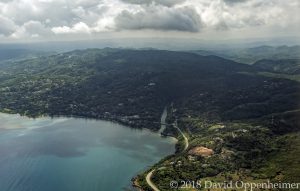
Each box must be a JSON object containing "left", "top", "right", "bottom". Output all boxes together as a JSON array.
[{"left": 0, "top": 113, "right": 176, "bottom": 191}]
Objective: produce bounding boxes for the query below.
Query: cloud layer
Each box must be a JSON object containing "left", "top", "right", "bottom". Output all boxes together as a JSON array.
[
  {"left": 115, "top": 6, "right": 202, "bottom": 32},
  {"left": 0, "top": 0, "right": 299, "bottom": 41}
]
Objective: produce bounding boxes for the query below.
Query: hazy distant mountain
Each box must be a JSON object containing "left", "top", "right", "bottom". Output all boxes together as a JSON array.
[
  {"left": 0, "top": 48, "right": 54, "bottom": 62},
  {"left": 253, "top": 59, "right": 300, "bottom": 75},
  {"left": 192, "top": 45, "right": 300, "bottom": 64}
]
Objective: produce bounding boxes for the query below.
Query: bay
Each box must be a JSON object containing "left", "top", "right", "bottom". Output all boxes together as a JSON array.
[{"left": 0, "top": 113, "right": 175, "bottom": 191}]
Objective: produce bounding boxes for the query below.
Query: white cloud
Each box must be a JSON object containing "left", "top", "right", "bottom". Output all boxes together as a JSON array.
[
  {"left": 0, "top": 15, "right": 17, "bottom": 35},
  {"left": 0, "top": 0, "right": 298, "bottom": 41},
  {"left": 115, "top": 5, "right": 202, "bottom": 32},
  {"left": 10, "top": 20, "right": 50, "bottom": 39},
  {"left": 52, "top": 22, "right": 91, "bottom": 34},
  {"left": 120, "top": 0, "right": 185, "bottom": 7}
]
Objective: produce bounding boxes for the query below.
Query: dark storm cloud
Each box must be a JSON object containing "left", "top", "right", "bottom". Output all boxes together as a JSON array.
[{"left": 115, "top": 6, "right": 202, "bottom": 32}]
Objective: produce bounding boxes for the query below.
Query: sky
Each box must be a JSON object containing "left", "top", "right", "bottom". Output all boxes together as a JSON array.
[{"left": 0, "top": 0, "right": 299, "bottom": 43}]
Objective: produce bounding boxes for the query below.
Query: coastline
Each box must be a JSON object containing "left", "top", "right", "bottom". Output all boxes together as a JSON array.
[
  {"left": 131, "top": 107, "right": 182, "bottom": 191},
  {"left": 0, "top": 109, "right": 180, "bottom": 191},
  {"left": 0, "top": 110, "right": 160, "bottom": 132},
  {"left": 132, "top": 177, "right": 143, "bottom": 191}
]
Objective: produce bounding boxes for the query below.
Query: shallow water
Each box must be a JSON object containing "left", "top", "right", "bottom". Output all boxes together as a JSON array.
[{"left": 0, "top": 113, "right": 175, "bottom": 191}]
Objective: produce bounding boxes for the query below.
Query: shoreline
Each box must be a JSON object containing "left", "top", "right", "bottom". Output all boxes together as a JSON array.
[
  {"left": 131, "top": 106, "right": 182, "bottom": 191},
  {"left": 132, "top": 177, "right": 143, "bottom": 191},
  {"left": 0, "top": 111, "right": 160, "bottom": 132},
  {"left": 0, "top": 110, "right": 180, "bottom": 191}
]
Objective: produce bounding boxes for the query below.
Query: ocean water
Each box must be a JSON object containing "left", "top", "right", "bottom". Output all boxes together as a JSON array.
[{"left": 0, "top": 113, "right": 175, "bottom": 191}]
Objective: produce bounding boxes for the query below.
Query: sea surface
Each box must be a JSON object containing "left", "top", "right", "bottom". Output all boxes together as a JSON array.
[{"left": 0, "top": 113, "right": 176, "bottom": 191}]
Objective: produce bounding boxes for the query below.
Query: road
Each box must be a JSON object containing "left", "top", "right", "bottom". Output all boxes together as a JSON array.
[
  {"left": 145, "top": 109, "right": 189, "bottom": 191},
  {"left": 146, "top": 170, "right": 160, "bottom": 191}
]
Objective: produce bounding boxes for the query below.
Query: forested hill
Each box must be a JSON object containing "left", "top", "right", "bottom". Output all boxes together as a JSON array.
[
  {"left": 0, "top": 48, "right": 299, "bottom": 132},
  {"left": 1, "top": 48, "right": 300, "bottom": 189},
  {"left": 253, "top": 59, "right": 300, "bottom": 74}
]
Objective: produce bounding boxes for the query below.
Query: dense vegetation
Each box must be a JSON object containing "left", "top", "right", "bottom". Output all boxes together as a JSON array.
[
  {"left": 0, "top": 48, "right": 260, "bottom": 130},
  {"left": 0, "top": 48, "right": 299, "bottom": 190}
]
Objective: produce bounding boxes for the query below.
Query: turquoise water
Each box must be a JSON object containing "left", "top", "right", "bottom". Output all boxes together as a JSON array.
[{"left": 0, "top": 113, "right": 175, "bottom": 191}]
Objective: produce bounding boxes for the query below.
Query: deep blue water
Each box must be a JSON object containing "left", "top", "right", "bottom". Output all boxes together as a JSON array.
[{"left": 0, "top": 113, "right": 175, "bottom": 191}]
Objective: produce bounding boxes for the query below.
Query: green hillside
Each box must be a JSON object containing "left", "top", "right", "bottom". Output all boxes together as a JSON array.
[{"left": 0, "top": 48, "right": 299, "bottom": 190}]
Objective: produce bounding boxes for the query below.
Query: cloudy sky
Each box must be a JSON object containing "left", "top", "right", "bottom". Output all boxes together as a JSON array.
[{"left": 0, "top": 0, "right": 299, "bottom": 42}]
